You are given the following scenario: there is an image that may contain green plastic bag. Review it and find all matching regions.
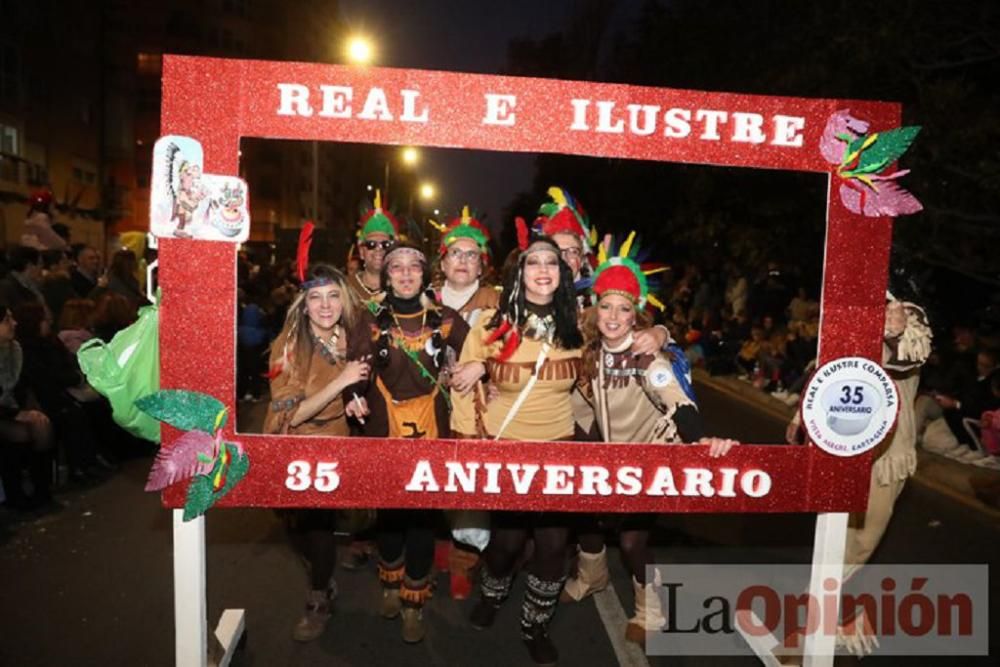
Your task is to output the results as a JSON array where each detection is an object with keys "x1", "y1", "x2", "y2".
[{"x1": 78, "y1": 301, "x2": 161, "y2": 442}]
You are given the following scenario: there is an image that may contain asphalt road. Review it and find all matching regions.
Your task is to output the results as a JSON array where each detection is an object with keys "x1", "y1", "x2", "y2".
[{"x1": 1, "y1": 382, "x2": 997, "y2": 667}]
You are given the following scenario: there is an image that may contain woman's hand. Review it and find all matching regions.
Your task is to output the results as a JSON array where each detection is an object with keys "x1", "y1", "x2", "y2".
[
  {"x1": 339, "y1": 359, "x2": 371, "y2": 387},
  {"x1": 345, "y1": 395, "x2": 369, "y2": 420},
  {"x1": 486, "y1": 383, "x2": 500, "y2": 404},
  {"x1": 450, "y1": 361, "x2": 486, "y2": 395},
  {"x1": 631, "y1": 326, "x2": 670, "y2": 356},
  {"x1": 699, "y1": 437, "x2": 738, "y2": 457}
]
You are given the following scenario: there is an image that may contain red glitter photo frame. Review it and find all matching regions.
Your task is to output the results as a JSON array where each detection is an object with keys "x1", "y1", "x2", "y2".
[{"x1": 158, "y1": 55, "x2": 898, "y2": 514}]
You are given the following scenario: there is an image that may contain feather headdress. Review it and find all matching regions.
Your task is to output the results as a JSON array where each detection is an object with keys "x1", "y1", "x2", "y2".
[
  {"x1": 535, "y1": 186, "x2": 597, "y2": 254},
  {"x1": 579, "y1": 231, "x2": 667, "y2": 311},
  {"x1": 429, "y1": 205, "x2": 491, "y2": 260},
  {"x1": 357, "y1": 189, "x2": 401, "y2": 239}
]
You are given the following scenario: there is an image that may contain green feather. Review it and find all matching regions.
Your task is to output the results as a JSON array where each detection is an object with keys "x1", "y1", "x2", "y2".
[
  {"x1": 136, "y1": 390, "x2": 228, "y2": 435},
  {"x1": 182, "y1": 443, "x2": 250, "y2": 521},
  {"x1": 852, "y1": 126, "x2": 922, "y2": 175}
]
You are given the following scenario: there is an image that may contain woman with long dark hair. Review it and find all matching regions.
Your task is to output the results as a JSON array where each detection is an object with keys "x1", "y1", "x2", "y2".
[
  {"x1": 264, "y1": 261, "x2": 371, "y2": 643},
  {"x1": 450, "y1": 223, "x2": 584, "y2": 666}
]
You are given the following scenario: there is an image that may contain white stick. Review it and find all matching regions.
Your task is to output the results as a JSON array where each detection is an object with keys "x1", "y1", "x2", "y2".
[{"x1": 352, "y1": 392, "x2": 366, "y2": 425}]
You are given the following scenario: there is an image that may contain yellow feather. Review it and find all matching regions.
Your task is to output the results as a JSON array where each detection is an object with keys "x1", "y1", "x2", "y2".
[
  {"x1": 647, "y1": 294, "x2": 666, "y2": 311},
  {"x1": 597, "y1": 243, "x2": 607, "y2": 265},
  {"x1": 461, "y1": 205, "x2": 470, "y2": 224},
  {"x1": 427, "y1": 219, "x2": 447, "y2": 233},
  {"x1": 374, "y1": 189, "x2": 382, "y2": 211},
  {"x1": 619, "y1": 231, "x2": 636, "y2": 258},
  {"x1": 643, "y1": 266, "x2": 669, "y2": 276},
  {"x1": 547, "y1": 186, "x2": 567, "y2": 207},
  {"x1": 588, "y1": 226, "x2": 598, "y2": 246}
]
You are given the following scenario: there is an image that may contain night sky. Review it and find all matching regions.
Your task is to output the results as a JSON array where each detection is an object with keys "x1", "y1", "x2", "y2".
[{"x1": 338, "y1": 0, "x2": 644, "y2": 231}]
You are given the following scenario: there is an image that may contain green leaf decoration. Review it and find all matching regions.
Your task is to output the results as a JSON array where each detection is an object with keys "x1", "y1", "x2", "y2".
[
  {"x1": 182, "y1": 443, "x2": 250, "y2": 521},
  {"x1": 851, "y1": 126, "x2": 922, "y2": 175},
  {"x1": 136, "y1": 390, "x2": 228, "y2": 434}
]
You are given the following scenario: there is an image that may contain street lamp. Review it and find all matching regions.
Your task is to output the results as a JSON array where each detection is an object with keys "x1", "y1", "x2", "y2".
[
  {"x1": 419, "y1": 183, "x2": 435, "y2": 200},
  {"x1": 401, "y1": 147, "x2": 419, "y2": 166},
  {"x1": 345, "y1": 36, "x2": 374, "y2": 64}
]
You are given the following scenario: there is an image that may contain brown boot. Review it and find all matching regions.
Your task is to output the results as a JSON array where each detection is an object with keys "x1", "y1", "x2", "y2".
[
  {"x1": 378, "y1": 559, "x2": 405, "y2": 619},
  {"x1": 292, "y1": 589, "x2": 332, "y2": 642},
  {"x1": 400, "y1": 577, "x2": 432, "y2": 644}
]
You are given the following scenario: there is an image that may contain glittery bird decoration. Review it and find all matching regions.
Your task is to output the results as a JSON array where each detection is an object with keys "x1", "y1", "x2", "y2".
[
  {"x1": 137, "y1": 390, "x2": 249, "y2": 521},
  {"x1": 820, "y1": 109, "x2": 922, "y2": 217}
]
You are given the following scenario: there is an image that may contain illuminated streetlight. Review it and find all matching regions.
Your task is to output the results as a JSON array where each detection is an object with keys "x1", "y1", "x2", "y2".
[
  {"x1": 401, "y1": 147, "x2": 419, "y2": 166},
  {"x1": 366, "y1": 184, "x2": 373, "y2": 191},
  {"x1": 419, "y1": 183, "x2": 435, "y2": 200},
  {"x1": 346, "y1": 36, "x2": 374, "y2": 64},
  {"x1": 433, "y1": 209, "x2": 440, "y2": 216}
]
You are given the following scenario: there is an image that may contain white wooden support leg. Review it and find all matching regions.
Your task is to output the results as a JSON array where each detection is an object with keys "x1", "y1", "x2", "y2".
[
  {"x1": 174, "y1": 509, "x2": 208, "y2": 667},
  {"x1": 803, "y1": 512, "x2": 847, "y2": 667}
]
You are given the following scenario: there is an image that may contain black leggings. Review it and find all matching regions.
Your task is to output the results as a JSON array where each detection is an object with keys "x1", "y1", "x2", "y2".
[
  {"x1": 484, "y1": 512, "x2": 569, "y2": 582},
  {"x1": 376, "y1": 509, "x2": 436, "y2": 581},
  {"x1": 0, "y1": 414, "x2": 55, "y2": 505},
  {"x1": 288, "y1": 510, "x2": 338, "y2": 590}
]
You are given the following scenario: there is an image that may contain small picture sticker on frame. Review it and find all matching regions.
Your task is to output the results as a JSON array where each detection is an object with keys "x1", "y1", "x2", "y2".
[{"x1": 150, "y1": 135, "x2": 250, "y2": 242}]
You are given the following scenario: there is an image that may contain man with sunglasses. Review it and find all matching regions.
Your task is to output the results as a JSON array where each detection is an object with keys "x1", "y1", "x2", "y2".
[{"x1": 348, "y1": 190, "x2": 400, "y2": 307}]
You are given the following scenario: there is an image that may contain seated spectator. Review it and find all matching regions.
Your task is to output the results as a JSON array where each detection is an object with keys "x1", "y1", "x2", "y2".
[
  {"x1": 57, "y1": 298, "x2": 98, "y2": 355},
  {"x1": 41, "y1": 249, "x2": 75, "y2": 323},
  {"x1": 91, "y1": 249, "x2": 150, "y2": 311},
  {"x1": 736, "y1": 326, "x2": 764, "y2": 377},
  {"x1": 13, "y1": 302, "x2": 109, "y2": 483},
  {"x1": 0, "y1": 304, "x2": 57, "y2": 511},
  {"x1": 70, "y1": 245, "x2": 101, "y2": 297},
  {"x1": 0, "y1": 246, "x2": 46, "y2": 312},
  {"x1": 787, "y1": 286, "x2": 819, "y2": 324},
  {"x1": 92, "y1": 292, "x2": 137, "y2": 343}
]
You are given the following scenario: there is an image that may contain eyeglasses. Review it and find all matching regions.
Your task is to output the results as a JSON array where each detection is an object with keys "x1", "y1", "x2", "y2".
[
  {"x1": 445, "y1": 248, "x2": 480, "y2": 263},
  {"x1": 363, "y1": 240, "x2": 393, "y2": 251},
  {"x1": 559, "y1": 247, "x2": 582, "y2": 260}
]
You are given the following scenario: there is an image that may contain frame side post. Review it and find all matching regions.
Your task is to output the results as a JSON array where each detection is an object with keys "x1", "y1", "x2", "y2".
[
  {"x1": 174, "y1": 509, "x2": 208, "y2": 667},
  {"x1": 802, "y1": 512, "x2": 847, "y2": 666}
]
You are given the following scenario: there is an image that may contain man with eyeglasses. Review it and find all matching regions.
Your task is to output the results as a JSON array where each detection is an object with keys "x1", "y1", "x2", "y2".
[
  {"x1": 348, "y1": 190, "x2": 400, "y2": 307},
  {"x1": 342, "y1": 190, "x2": 401, "y2": 572}
]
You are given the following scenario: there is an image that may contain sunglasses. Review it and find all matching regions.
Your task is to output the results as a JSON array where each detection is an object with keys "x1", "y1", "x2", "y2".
[{"x1": 363, "y1": 240, "x2": 393, "y2": 251}]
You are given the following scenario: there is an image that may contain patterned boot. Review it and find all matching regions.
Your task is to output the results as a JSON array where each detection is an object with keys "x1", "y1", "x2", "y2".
[
  {"x1": 469, "y1": 569, "x2": 512, "y2": 630},
  {"x1": 520, "y1": 573, "x2": 566, "y2": 666}
]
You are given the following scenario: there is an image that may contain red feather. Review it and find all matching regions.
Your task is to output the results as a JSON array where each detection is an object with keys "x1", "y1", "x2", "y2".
[
  {"x1": 515, "y1": 216, "x2": 530, "y2": 251},
  {"x1": 297, "y1": 221, "x2": 315, "y2": 282},
  {"x1": 484, "y1": 317, "x2": 512, "y2": 346},
  {"x1": 495, "y1": 327, "x2": 521, "y2": 363}
]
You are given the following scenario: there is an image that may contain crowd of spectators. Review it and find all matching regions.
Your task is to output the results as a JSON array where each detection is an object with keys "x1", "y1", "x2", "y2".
[
  {"x1": 659, "y1": 258, "x2": 1000, "y2": 471},
  {"x1": 659, "y1": 261, "x2": 819, "y2": 407},
  {"x1": 1, "y1": 199, "x2": 152, "y2": 515}
]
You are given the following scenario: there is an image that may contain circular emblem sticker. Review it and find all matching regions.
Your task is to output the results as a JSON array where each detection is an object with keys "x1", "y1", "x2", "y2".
[{"x1": 801, "y1": 357, "x2": 899, "y2": 457}]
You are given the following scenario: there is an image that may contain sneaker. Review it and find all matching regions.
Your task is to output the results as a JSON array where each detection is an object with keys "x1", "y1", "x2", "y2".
[
  {"x1": 954, "y1": 448, "x2": 988, "y2": 463},
  {"x1": 469, "y1": 597, "x2": 501, "y2": 630},
  {"x1": 401, "y1": 607, "x2": 425, "y2": 643},
  {"x1": 522, "y1": 623, "x2": 558, "y2": 666},
  {"x1": 292, "y1": 590, "x2": 331, "y2": 642},
  {"x1": 381, "y1": 587, "x2": 401, "y2": 619}
]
